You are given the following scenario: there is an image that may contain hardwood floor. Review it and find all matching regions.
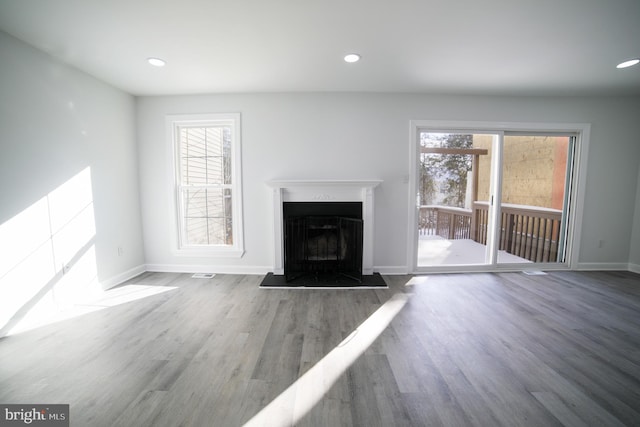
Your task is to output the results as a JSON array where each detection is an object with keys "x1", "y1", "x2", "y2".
[{"x1": 1, "y1": 271, "x2": 639, "y2": 426}]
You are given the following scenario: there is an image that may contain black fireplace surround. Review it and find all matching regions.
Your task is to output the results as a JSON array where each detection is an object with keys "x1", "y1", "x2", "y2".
[{"x1": 283, "y1": 202, "x2": 363, "y2": 283}]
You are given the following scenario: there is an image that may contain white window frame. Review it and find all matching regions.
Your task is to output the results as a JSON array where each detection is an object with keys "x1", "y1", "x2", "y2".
[{"x1": 167, "y1": 113, "x2": 244, "y2": 257}]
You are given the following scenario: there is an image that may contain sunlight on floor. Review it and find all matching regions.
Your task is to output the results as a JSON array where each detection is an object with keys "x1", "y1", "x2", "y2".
[
  {"x1": 8, "y1": 284, "x2": 177, "y2": 336},
  {"x1": 243, "y1": 292, "x2": 409, "y2": 427},
  {"x1": 405, "y1": 276, "x2": 431, "y2": 286}
]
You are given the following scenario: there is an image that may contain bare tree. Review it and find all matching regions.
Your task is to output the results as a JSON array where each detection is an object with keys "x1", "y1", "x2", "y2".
[{"x1": 419, "y1": 133, "x2": 472, "y2": 207}]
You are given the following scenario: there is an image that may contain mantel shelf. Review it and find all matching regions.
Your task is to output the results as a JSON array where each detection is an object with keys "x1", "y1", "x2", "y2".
[{"x1": 266, "y1": 179, "x2": 382, "y2": 188}]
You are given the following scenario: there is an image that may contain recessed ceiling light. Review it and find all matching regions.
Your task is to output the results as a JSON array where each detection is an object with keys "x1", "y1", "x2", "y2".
[
  {"x1": 147, "y1": 57, "x2": 166, "y2": 67},
  {"x1": 616, "y1": 58, "x2": 639, "y2": 69},
  {"x1": 344, "y1": 53, "x2": 361, "y2": 63}
]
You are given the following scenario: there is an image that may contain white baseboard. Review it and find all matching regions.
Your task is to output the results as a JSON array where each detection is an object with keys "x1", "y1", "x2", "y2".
[
  {"x1": 100, "y1": 264, "x2": 146, "y2": 290},
  {"x1": 144, "y1": 264, "x2": 411, "y2": 276},
  {"x1": 575, "y1": 262, "x2": 630, "y2": 271},
  {"x1": 97, "y1": 263, "x2": 639, "y2": 286},
  {"x1": 145, "y1": 264, "x2": 271, "y2": 275},
  {"x1": 374, "y1": 266, "x2": 409, "y2": 275}
]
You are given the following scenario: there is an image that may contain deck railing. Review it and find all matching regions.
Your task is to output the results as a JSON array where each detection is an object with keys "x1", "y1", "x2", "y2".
[
  {"x1": 419, "y1": 202, "x2": 563, "y2": 262},
  {"x1": 419, "y1": 205, "x2": 472, "y2": 239}
]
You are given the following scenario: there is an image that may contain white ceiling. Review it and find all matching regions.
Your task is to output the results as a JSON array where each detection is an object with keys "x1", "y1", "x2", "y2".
[{"x1": 1, "y1": 0, "x2": 639, "y2": 97}]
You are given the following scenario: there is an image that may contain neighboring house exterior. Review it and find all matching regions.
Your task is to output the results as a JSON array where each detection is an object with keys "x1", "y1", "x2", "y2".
[{"x1": 475, "y1": 135, "x2": 569, "y2": 210}]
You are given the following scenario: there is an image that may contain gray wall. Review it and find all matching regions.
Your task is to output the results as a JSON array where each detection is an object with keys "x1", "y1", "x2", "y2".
[
  {"x1": 136, "y1": 93, "x2": 640, "y2": 273},
  {"x1": 0, "y1": 32, "x2": 144, "y2": 334}
]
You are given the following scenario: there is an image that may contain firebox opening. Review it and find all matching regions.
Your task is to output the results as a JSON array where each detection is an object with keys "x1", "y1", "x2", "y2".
[{"x1": 284, "y1": 202, "x2": 363, "y2": 283}]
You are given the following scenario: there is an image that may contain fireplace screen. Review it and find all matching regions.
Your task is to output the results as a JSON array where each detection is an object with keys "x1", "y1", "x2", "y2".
[{"x1": 284, "y1": 203, "x2": 363, "y2": 283}]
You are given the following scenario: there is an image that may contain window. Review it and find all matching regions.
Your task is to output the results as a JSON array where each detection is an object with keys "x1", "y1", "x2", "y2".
[{"x1": 169, "y1": 113, "x2": 244, "y2": 256}]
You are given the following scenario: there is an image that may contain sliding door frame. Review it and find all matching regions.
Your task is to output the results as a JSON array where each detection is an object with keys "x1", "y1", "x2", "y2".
[{"x1": 408, "y1": 120, "x2": 591, "y2": 274}]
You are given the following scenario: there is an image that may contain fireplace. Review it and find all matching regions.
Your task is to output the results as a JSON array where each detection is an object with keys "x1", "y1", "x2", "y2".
[
  {"x1": 284, "y1": 202, "x2": 363, "y2": 283},
  {"x1": 266, "y1": 180, "x2": 382, "y2": 277}
]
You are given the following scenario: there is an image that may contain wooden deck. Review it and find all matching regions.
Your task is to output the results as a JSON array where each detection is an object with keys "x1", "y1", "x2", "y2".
[
  {"x1": 1, "y1": 271, "x2": 639, "y2": 426},
  {"x1": 418, "y1": 235, "x2": 530, "y2": 266}
]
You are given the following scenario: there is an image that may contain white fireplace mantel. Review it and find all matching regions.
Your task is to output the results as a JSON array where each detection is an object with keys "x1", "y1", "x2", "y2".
[{"x1": 266, "y1": 180, "x2": 382, "y2": 275}]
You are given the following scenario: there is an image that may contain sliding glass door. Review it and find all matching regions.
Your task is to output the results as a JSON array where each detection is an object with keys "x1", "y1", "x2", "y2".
[
  {"x1": 412, "y1": 123, "x2": 582, "y2": 271},
  {"x1": 496, "y1": 134, "x2": 573, "y2": 264},
  {"x1": 416, "y1": 132, "x2": 497, "y2": 266}
]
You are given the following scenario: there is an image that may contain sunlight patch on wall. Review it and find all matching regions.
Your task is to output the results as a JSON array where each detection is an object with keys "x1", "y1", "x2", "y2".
[{"x1": 0, "y1": 167, "x2": 101, "y2": 336}]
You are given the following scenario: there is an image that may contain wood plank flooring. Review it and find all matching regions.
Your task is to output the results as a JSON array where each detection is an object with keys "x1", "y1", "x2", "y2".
[{"x1": 1, "y1": 270, "x2": 639, "y2": 426}]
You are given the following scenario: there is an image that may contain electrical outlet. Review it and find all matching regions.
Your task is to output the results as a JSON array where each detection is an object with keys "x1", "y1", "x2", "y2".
[
  {"x1": 598, "y1": 239, "x2": 604, "y2": 248},
  {"x1": 118, "y1": 246, "x2": 124, "y2": 256}
]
